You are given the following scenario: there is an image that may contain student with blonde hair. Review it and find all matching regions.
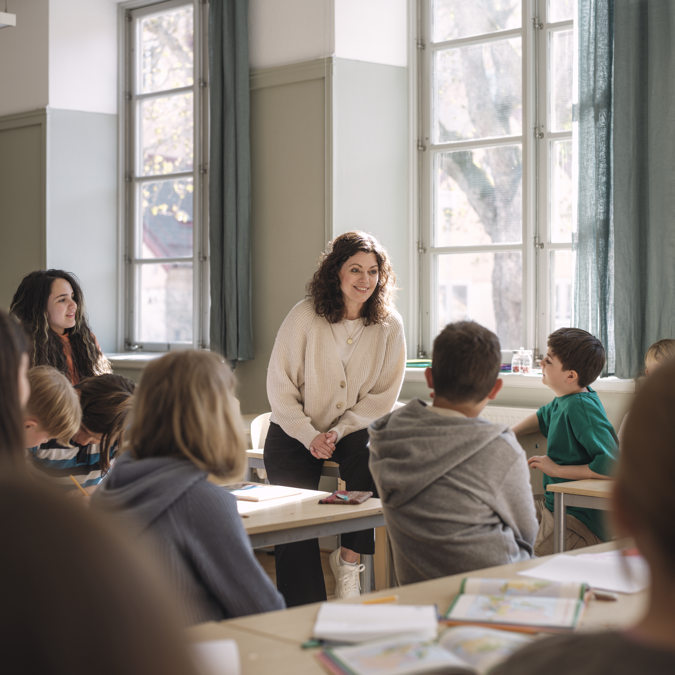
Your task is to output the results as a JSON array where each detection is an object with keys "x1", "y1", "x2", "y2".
[
  {"x1": 30, "y1": 374, "x2": 135, "y2": 493},
  {"x1": 92, "y1": 350, "x2": 285, "y2": 624},
  {"x1": 24, "y1": 366, "x2": 81, "y2": 449},
  {"x1": 494, "y1": 357, "x2": 675, "y2": 674}
]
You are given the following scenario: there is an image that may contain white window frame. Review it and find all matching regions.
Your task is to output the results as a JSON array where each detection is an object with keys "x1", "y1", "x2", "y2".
[
  {"x1": 415, "y1": 0, "x2": 574, "y2": 360},
  {"x1": 118, "y1": 0, "x2": 209, "y2": 352}
]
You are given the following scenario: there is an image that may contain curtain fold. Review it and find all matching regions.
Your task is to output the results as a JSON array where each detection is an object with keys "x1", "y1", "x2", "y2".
[
  {"x1": 574, "y1": 0, "x2": 615, "y2": 374},
  {"x1": 613, "y1": 0, "x2": 675, "y2": 379},
  {"x1": 208, "y1": 0, "x2": 254, "y2": 361}
]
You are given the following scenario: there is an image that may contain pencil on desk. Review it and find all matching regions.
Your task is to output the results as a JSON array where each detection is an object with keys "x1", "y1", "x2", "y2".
[
  {"x1": 362, "y1": 594, "x2": 399, "y2": 605},
  {"x1": 69, "y1": 475, "x2": 90, "y2": 498}
]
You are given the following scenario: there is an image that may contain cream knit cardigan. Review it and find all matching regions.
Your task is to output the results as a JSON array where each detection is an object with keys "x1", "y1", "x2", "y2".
[{"x1": 267, "y1": 299, "x2": 406, "y2": 449}]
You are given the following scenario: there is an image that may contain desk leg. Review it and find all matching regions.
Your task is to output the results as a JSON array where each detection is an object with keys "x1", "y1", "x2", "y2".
[
  {"x1": 553, "y1": 491, "x2": 567, "y2": 553},
  {"x1": 361, "y1": 555, "x2": 373, "y2": 593}
]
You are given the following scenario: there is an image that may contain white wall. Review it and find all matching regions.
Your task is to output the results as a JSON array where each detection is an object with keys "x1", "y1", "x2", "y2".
[
  {"x1": 49, "y1": 0, "x2": 118, "y2": 114},
  {"x1": 334, "y1": 0, "x2": 407, "y2": 67},
  {"x1": 0, "y1": 0, "x2": 49, "y2": 116},
  {"x1": 248, "y1": 0, "x2": 334, "y2": 70}
]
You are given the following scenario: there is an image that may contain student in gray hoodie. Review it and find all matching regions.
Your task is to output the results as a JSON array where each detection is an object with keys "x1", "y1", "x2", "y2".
[
  {"x1": 92, "y1": 351, "x2": 285, "y2": 624},
  {"x1": 369, "y1": 321, "x2": 537, "y2": 586}
]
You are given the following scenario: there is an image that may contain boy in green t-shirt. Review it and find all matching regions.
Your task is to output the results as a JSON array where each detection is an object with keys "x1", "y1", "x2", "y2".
[{"x1": 512, "y1": 328, "x2": 619, "y2": 555}]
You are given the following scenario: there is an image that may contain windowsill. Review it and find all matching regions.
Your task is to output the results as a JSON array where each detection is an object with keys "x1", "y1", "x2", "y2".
[
  {"x1": 404, "y1": 367, "x2": 636, "y2": 393},
  {"x1": 106, "y1": 353, "x2": 164, "y2": 370}
]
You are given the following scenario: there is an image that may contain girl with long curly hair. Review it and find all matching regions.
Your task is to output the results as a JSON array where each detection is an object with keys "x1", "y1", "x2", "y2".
[
  {"x1": 10, "y1": 269, "x2": 111, "y2": 384},
  {"x1": 265, "y1": 231, "x2": 406, "y2": 606}
]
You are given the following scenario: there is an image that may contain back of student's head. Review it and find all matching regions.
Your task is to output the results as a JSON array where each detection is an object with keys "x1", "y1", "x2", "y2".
[
  {"x1": 644, "y1": 338, "x2": 675, "y2": 371},
  {"x1": 0, "y1": 310, "x2": 29, "y2": 459},
  {"x1": 26, "y1": 366, "x2": 81, "y2": 446},
  {"x1": 75, "y1": 374, "x2": 135, "y2": 473},
  {"x1": 547, "y1": 328, "x2": 605, "y2": 388},
  {"x1": 0, "y1": 473, "x2": 201, "y2": 675},
  {"x1": 620, "y1": 358, "x2": 675, "y2": 569},
  {"x1": 128, "y1": 350, "x2": 246, "y2": 479},
  {"x1": 431, "y1": 321, "x2": 501, "y2": 403}
]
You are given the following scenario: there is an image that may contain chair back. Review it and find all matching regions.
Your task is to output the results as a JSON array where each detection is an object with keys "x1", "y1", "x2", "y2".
[{"x1": 250, "y1": 412, "x2": 272, "y2": 451}]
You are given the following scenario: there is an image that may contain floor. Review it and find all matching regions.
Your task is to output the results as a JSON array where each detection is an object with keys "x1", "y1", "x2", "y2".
[{"x1": 254, "y1": 548, "x2": 337, "y2": 600}]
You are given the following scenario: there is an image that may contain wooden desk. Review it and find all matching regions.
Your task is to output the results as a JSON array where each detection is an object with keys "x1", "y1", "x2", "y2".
[
  {"x1": 245, "y1": 449, "x2": 340, "y2": 480},
  {"x1": 546, "y1": 479, "x2": 614, "y2": 553},
  {"x1": 189, "y1": 541, "x2": 646, "y2": 675}
]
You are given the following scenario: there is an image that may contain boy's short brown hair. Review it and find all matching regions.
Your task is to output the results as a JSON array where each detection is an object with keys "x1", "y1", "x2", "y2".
[
  {"x1": 431, "y1": 321, "x2": 501, "y2": 403},
  {"x1": 547, "y1": 328, "x2": 605, "y2": 388},
  {"x1": 644, "y1": 339, "x2": 675, "y2": 369},
  {"x1": 26, "y1": 366, "x2": 81, "y2": 446}
]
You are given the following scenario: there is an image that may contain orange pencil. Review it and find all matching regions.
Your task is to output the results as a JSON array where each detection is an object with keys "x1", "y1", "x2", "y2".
[
  {"x1": 362, "y1": 595, "x2": 399, "y2": 605},
  {"x1": 69, "y1": 475, "x2": 90, "y2": 498}
]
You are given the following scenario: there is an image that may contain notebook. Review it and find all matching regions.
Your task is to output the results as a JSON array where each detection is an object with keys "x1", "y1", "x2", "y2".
[
  {"x1": 194, "y1": 639, "x2": 240, "y2": 675},
  {"x1": 222, "y1": 482, "x2": 301, "y2": 502},
  {"x1": 316, "y1": 626, "x2": 532, "y2": 675},
  {"x1": 313, "y1": 603, "x2": 439, "y2": 644},
  {"x1": 443, "y1": 577, "x2": 588, "y2": 633}
]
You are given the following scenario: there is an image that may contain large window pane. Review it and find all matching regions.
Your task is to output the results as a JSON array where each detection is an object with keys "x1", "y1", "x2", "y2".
[
  {"x1": 433, "y1": 0, "x2": 520, "y2": 43},
  {"x1": 138, "y1": 263, "x2": 193, "y2": 343},
  {"x1": 548, "y1": 0, "x2": 574, "y2": 23},
  {"x1": 141, "y1": 93, "x2": 194, "y2": 176},
  {"x1": 435, "y1": 38, "x2": 522, "y2": 143},
  {"x1": 140, "y1": 5, "x2": 194, "y2": 94},
  {"x1": 435, "y1": 145, "x2": 522, "y2": 246},
  {"x1": 140, "y1": 178, "x2": 193, "y2": 259},
  {"x1": 550, "y1": 140, "x2": 573, "y2": 243},
  {"x1": 436, "y1": 251, "x2": 522, "y2": 349},
  {"x1": 550, "y1": 250, "x2": 575, "y2": 332},
  {"x1": 550, "y1": 29, "x2": 573, "y2": 132}
]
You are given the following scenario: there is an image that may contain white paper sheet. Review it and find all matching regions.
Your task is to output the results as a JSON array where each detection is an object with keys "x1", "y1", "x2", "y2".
[
  {"x1": 194, "y1": 639, "x2": 241, "y2": 675},
  {"x1": 517, "y1": 551, "x2": 650, "y2": 593},
  {"x1": 313, "y1": 603, "x2": 439, "y2": 644}
]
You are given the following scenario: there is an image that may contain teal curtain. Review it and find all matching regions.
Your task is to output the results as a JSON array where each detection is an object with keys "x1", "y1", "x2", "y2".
[
  {"x1": 574, "y1": 0, "x2": 615, "y2": 375},
  {"x1": 614, "y1": 0, "x2": 675, "y2": 378},
  {"x1": 209, "y1": 0, "x2": 254, "y2": 361}
]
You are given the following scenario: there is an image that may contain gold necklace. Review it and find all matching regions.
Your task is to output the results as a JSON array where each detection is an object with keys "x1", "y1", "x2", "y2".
[{"x1": 343, "y1": 319, "x2": 361, "y2": 344}]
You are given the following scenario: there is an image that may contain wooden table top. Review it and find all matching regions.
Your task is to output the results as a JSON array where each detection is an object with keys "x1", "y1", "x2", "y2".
[
  {"x1": 546, "y1": 478, "x2": 614, "y2": 498},
  {"x1": 189, "y1": 541, "x2": 646, "y2": 669}
]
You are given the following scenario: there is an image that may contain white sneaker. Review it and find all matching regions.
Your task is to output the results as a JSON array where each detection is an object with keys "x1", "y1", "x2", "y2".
[{"x1": 329, "y1": 549, "x2": 366, "y2": 599}]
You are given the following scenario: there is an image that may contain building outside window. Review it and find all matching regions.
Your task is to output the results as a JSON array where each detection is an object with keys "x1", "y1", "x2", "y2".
[{"x1": 121, "y1": 0, "x2": 208, "y2": 351}]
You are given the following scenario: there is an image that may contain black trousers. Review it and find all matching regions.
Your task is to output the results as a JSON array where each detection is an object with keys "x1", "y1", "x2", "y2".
[{"x1": 263, "y1": 422, "x2": 377, "y2": 607}]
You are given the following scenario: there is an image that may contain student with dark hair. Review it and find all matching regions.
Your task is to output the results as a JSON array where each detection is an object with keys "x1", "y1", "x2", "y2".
[
  {"x1": 29, "y1": 374, "x2": 135, "y2": 493},
  {"x1": 512, "y1": 327, "x2": 619, "y2": 555},
  {"x1": 369, "y1": 321, "x2": 537, "y2": 586},
  {"x1": 0, "y1": 310, "x2": 30, "y2": 461},
  {"x1": 10, "y1": 269, "x2": 111, "y2": 384},
  {"x1": 0, "y1": 474, "x2": 202, "y2": 675},
  {"x1": 494, "y1": 358, "x2": 675, "y2": 675}
]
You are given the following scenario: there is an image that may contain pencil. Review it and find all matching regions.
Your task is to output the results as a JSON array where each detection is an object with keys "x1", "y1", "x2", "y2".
[
  {"x1": 69, "y1": 475, "x2": 90, "y2": 498},
  {"x1": 362, "y1": 594, "x2": 399, "y2": 605}
]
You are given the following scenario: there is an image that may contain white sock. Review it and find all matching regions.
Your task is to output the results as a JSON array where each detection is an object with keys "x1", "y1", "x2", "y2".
[{"x1": 340, "y1": 556, "x2": 357, "y2": 566}]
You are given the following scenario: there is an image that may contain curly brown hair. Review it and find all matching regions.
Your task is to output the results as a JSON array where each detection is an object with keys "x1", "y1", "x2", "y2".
[
  {"x1": 306, "y1": 231, "x2": 396, "y2": 325},
  {"x1": 10, "y1": 270, "x2": 111, "y2": 383}
]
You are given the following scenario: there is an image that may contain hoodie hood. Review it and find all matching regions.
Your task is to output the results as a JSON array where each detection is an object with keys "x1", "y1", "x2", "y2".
[
  {"x1": 93, "y1": 453, "x2": 207, "y2": 533},
  {"x1": 369, "y1": 398, "x2": 508, "y2": 508}
]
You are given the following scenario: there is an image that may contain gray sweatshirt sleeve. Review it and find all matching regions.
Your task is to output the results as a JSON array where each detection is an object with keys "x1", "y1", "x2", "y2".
[
  {"x1": 494, "y1": 447, "x2": 539, "y2": 555},
  {"x1": 180, "y1": 485, "x2": 286, "y2": 618}
]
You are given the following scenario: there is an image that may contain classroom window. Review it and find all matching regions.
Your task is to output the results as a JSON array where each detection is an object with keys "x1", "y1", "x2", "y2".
[
  {"x1": 418, "y1": 0, "x2": 575, "y2": 357},
  {"x1": 122, "y1": 0, "x2": 209, "y2": 350}
]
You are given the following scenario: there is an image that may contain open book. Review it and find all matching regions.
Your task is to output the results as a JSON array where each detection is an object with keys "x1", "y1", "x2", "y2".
[
  {"x1": 221, "y1": 482, "x2": 301, "y2": 502},
  {"x1": 443, "y1": 577, "x2": 588, "y2": 633},
  {"x1": 316, "y1": 626, "x2": 532, "y2": 675}
]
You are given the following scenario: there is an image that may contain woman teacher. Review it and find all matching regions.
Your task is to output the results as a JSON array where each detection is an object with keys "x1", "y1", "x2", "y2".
[{"x1": 265, "y1": 231, "x2": 406, "y2": 606}]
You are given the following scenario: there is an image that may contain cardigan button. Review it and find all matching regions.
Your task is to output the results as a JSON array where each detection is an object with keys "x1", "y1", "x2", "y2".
[
  {"x1": 336, "y1": 403, "x2": 343, "y2": 409},
  {"x1": 340, "y1": 381, "x2": 346, "y2": 388}
]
